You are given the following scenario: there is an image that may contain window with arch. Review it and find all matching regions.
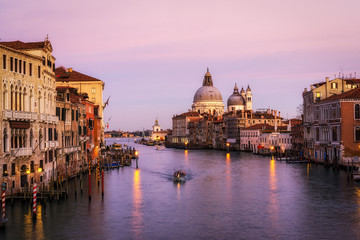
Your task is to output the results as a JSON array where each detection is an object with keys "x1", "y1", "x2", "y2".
[
  {"x1": 355, "y1": 104, "x2": 360, "y2": 120},
  {"x1": 3, "y1": 84, "x2": 6, "y2": 110},
  {"x1": 30, "y1": 129, "x2": 33, "y2": 148},
  {"x1": 355, "y1": 126, "x2": 360, "y2": 142},
  {"x1": 3, "y1": 128, "x2": 8, "y2": 153}
]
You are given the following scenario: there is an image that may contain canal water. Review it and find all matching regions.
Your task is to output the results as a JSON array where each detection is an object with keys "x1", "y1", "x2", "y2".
[{"x1": 1, "y1": 138, "x2": 360, "y2": 240}]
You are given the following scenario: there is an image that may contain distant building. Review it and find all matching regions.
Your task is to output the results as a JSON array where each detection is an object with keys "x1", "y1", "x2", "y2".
[
  {"x1": 227, "y1": 83, "x2": 252, "y2": 112},
  {"x1": 171, "y1": 112, "x2": 202, "y2": 146},
  {"x1": 151, "y1": 119, "x2": 170, "y2": 141},
  {"x1": 241, "y1": 124, "x2": 290, "y2": 153},
  {"x1": 170, "y1": 68, "x2": 289, "y2": 151}
]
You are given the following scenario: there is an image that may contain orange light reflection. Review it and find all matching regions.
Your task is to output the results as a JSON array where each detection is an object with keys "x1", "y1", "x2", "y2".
[
  {"x1": 268, "y1": 159, "x2": 279, "y2": 232},
  {"x1": 132, "y1": 169, "x2": 143, "y2": 239}
]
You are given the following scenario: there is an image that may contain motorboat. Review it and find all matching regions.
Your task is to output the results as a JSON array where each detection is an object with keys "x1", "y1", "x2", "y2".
[
  {"x1": 155, "y1": 145, "x2": 165, "y2": 150},
  {"x1": 174, "y1": 170, "x2": 186, "y2": 182}
]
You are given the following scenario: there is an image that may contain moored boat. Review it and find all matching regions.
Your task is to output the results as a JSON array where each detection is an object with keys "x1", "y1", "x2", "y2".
[{"x1": 155, "y1": 145, "x2": 165, "y2": 150}]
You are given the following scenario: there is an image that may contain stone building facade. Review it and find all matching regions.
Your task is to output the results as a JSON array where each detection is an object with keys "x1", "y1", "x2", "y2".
[
  {"x1": 55, "y1": 67, "x2": 105, "y2": 148},
  {"x1": 303, "y1": 76, "x2": 360, "y2": 161},
  {"x1": 0, "y1": 39, "x2": 58, "y2": 193}
]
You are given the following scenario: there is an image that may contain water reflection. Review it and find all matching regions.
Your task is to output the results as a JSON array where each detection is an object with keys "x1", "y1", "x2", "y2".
[
  {"x1": 268, "y1": 159, "x2": 279, "y2": 233},
  {"x1": 23, "y1": 204, "x2": 44, "y2": 240},
  {"x1": 225, "y1": 153, "x2": 231, "y2": 194},
  {"x1": 184, "y1": 150, "x2": 189, "y2": 165},
  {"x1": 132, "y1": 169, "x2": 143, "y2": 239},
  {"x1": 355, "y1": 187, "x2": 360, "y2": 219}
]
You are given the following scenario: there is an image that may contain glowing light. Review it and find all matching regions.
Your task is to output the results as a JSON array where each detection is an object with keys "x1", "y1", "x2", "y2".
[
  {"x1": 185, "y1": 142, "x2": 188, "y2": 145},
  {"x1": 270, "y1": 146, "x2": 274, "y2": 150},
  {"x1": 135, "y1": 150, "x2": 139, "y2": 156},
  {"x1": 26, "y1": 169, "x2": 30, "y2": 174},
  {"x1": 38, "y1": 168, "x2": 43, "y2": 172},
  {"x1": 226, "y1": 143, "x2": 230, "y2": 147}
]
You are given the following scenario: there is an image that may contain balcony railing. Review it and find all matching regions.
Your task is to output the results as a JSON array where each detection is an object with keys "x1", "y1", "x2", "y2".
[
  {"x1": 63, "y1": 146, "x2": 80, "y2": 154},
  {"x1": 11, "y1": 147, "x2": 32, "y2": 157},
  {"x1": 3, "y1": 110, "x2": 38, "y2": 121},
  {"x1": 45, "y1": 141, "x2": 60, "y2": 148},
  {"x1": 31, "y1": 112, "x2": 37, "y2": 121},
  {"x1": 40, "y1": 113, "x2": 47, "y2": 122},
  {"x1": 13, "y1": 111, "x2": 31, "y2": 120},
  {"x1": 2, "y1": 110, "x2": 12, "y2": 119}
]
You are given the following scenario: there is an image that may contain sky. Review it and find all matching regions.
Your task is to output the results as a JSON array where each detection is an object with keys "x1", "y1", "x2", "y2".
[{"x1": 1, "y1": 0, "x2": 360, "y2": 131}]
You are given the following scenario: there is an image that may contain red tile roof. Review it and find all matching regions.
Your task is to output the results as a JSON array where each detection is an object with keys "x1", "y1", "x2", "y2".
[
  {"x1": 244, "y1": 124, "x2": 274, "y2": 130},
  {"x1": 0, "y1": 41, "x2": 46, "y2": 50},
  {"x1": 55, "y1": 67, "x2": 102, "y2": 82},
  {"x1": 244, "y1": 123, "x2": 288, "y2": 131},
  {"x1": 319, "y1": 87, "x2": 360, "y2": 103}
]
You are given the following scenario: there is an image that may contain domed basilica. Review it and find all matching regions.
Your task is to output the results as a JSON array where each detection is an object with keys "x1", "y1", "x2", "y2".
[
  {"x1": 227, "y1": 83, "x2": 252, "y2": 112},
  {"x1": 191, "y1": 69, "x2": 252, "y2": 115},
  {"x1": 192, "y1": 68, "x2": 225, "y2": 115}
]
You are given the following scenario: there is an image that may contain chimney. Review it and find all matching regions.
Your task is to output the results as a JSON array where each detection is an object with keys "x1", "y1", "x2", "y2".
[
  {"x1": 274, "y1": 110, "x2": 277, "y2": 118},
  {"x1": 271, "y1": 109, "x2": 274, "y2": 115},
  {"x1": 278, "y1": 111, "x2": 281, "y2": 118},
  {"x1": 68, "y1": 68, "x2": 73, "y2": 72},
  {"x1": 326, "y1": 77, "x2": 329, "y2": 82}
]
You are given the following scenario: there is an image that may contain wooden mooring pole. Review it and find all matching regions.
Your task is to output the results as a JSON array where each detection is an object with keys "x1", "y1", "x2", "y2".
[
  {"x1": 89, "y1": 160, "x2": 92, "y2": 202},
  {"x1": 101, "y1": 169, "x2": 104, "y2": 198}
]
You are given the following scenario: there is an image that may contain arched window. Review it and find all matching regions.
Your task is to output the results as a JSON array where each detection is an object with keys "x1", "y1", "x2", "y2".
[
  {"x1": 38, "y1": 91, "x2": 41, "y2": 113},
  {"x1": 10, "y1": 85, "x2": 14, "y2": 110},
  {"x1": 29, "y1": 89, "x2": 32, "y2": 112},
  {"x1": 3, "y1": 128, "x2": 8, "y2": 152},
  {"x1": 355, "y1": 104, "x2": 360, "y2": 119},
  {"x1": 19, "y1": 87, "x2": 22, "y2": 111},
  {"x1": 3, "y1": 84, "x2": 6, "y2": 110},
  {"x1": 30, "y1": 129, "x2": 33, "y2": 148}
]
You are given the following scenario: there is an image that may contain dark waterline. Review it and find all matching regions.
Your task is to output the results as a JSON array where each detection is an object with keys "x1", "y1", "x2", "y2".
[{"x1": 1, "y1": 138, "x2": 360, "y2": 240}]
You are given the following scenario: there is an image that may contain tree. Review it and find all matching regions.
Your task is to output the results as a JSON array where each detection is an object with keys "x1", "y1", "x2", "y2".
[{"x1": 296, "y1": 104, "x2": 303, "y2": 119}]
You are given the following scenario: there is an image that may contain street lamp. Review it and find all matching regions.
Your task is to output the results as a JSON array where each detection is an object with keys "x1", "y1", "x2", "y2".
[
  {"x1": 185, "y1": 142, "x2": 188, "y2": 150},
  {"x1": 135, "y1": 150, "x2": 139, "y2": 169},
  {"x1": 38, "y1": 168, "x2": 43, "y2": 173},
  {"x1": 226, "y1": 142, "x2": 230, "y2": 153}
]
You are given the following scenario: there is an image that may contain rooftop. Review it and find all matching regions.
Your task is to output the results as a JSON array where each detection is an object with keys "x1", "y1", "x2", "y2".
[{"x1": 56, "y1": 66, "x2": 103, "y2": 82}]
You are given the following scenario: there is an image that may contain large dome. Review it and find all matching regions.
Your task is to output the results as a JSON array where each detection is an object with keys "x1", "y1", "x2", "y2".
[
  {"x1": 191, "y1": 68, "x2": 224, "y2": 116},
  {"x1": 193, "y1": 86, "x2": 223, "y2": 102},
  {"x1": 227, "y1": 94, "x2": 245, "y2": 106}
]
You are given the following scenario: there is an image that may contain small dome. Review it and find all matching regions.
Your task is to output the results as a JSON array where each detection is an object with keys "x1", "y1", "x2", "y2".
[
  {"x1": 240, "y1": 86, "x2": 245, "y2": 94},
  {"x1": 227, "y1": 93, "x2": 245, "y2": 106},
  {"x1": 194, "y1": 86, "x2": 223, "y2": 102},
  {"x1": 246, "y1": 84, "x2": 251, "y2": 92}
]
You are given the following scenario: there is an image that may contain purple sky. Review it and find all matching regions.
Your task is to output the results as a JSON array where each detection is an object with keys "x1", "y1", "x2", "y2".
[{"x1": 1, "y1": 0, "x2": 360, "y2": 131}]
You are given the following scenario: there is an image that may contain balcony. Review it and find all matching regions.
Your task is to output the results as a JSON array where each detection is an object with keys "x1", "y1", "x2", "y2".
[
  {"x1": 63, "y1": 146, "x2": 79, "y2": 154},
  {"x1": 31, "y1": 112, "x2": 37, "y2": 121},
  {"x1": 45, "y1": 141, "x2": 59, "y2": 148},
  {"x1": 13, "y1": 111, "x2": 31, "y2": 120},
  {"x1": 3, "y1": 110, "x2": 12, "y2": 119},
  {"x1": 79, "y1": 136, "x2": 89, "y2": 142},
  {"x1": 51, "y1": 115, "x2": 59, "y2": 124},
  {"x1": 3, "y1": 110, "x2": 37, "y2": 121},
  {"x1": 40, "y1": 113, "x2": 47, "y2": 122},
  {"x1": 11, "y1": 147, "x2": 32, "y2": 157}
]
